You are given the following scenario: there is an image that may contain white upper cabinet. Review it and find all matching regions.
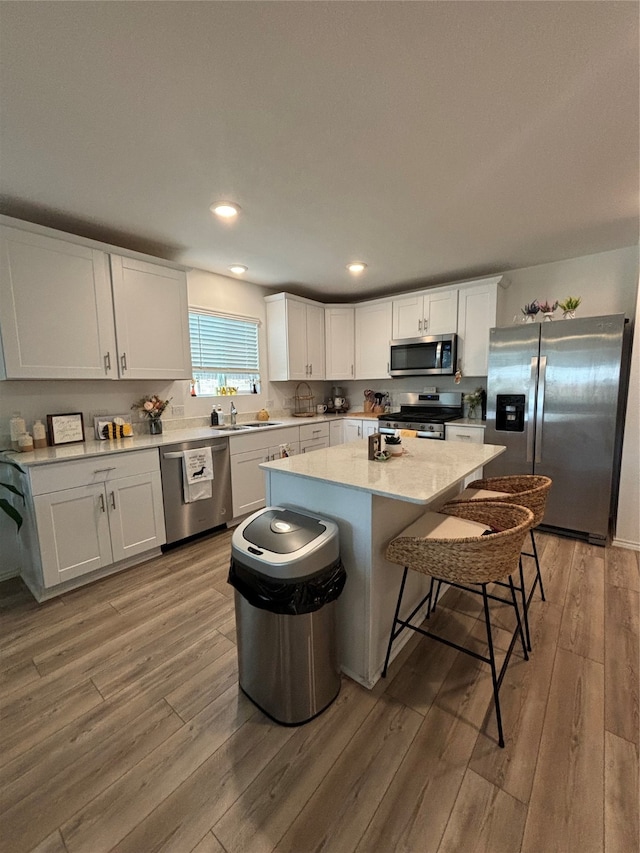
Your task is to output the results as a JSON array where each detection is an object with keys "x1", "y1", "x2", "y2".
[
  {"x1": 110, "y1": 255, "x2": 191, "y2": 380},
  {"x1": 0, "y1": 226, "x2": 117, "y2": 379},
  {"x1": 0, "y1": 223, "x2": 191, "y2": 380},
  {"x1": 457, "y1": 277, "x2": 501, "y2": 376},
  {"x1": 355, "y1": 300, "x2": 393, "y2": 380},
  {"x1": 392, "y1": 287, "x2": 458, "y2": 339},
  {"x1": 325, "y1": 305, "x2": 355, "y2": 380},
  {"x1": 266, "y1": 293, "x2": 325, "y2": 381}
]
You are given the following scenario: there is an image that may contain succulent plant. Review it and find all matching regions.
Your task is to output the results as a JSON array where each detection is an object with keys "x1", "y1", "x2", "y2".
[
  {"x1": 558, "y1": 296, "x2": 581, "y2": 311},
  {"x1": 521, "y1": 301, "x2": 540, "y2": 316},
  {"x1": 538, "y1": 300, "x2": 559, "y2": 314}
]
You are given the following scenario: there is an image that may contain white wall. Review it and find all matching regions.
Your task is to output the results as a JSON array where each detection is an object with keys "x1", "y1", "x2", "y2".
[
  {"x1": 496, "y1": 246, "x2": 638, "y2": 326},
  {"x1": 615, "y1": 279, "x2": 640, "y2": 549}
]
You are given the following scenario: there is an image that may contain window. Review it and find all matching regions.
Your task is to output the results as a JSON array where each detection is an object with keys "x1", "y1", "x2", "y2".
[{"x1": 189, "y1": 309, "x2": 260, "y2": 396}]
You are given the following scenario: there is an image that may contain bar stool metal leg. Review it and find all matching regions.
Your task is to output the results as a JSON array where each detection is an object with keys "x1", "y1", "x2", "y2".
[{"x1": 382, "y1": 566, "x2": 409, "y2": 678}]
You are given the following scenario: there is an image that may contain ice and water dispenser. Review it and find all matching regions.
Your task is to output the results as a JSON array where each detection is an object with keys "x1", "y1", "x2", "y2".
[{"x1": 495, "y1": 394, "x2": 526, "y2": 432}]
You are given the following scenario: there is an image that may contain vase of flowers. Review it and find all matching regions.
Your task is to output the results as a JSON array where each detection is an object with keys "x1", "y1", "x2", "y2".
[
  {"x1": 464, "y1": 387, "x2": 485, "y2": 419},
  {"x1": 538, "y1": 300, "x2": 559, "y2": 321},
  {"x1": 558, "y1": 296, "x2": 581, "y2": 319},
  {"x1": 131, "y1": 395, "x2": 172, "y2": 435},
  {"x1": 521, "y1": 301, "x2": 540, "y2": 323}
]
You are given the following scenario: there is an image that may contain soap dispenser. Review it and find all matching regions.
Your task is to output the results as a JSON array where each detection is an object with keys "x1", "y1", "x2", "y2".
[
  {"x1": 210, "y1": 406, "x2": 218, "y2": 426},
  {"x1": 216, "y1": 405, "x2": 225, "y2": 426}
]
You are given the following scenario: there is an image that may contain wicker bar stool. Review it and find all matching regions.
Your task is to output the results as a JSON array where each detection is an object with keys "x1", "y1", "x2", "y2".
[
  {"x1": 444, "y1": 475, "x2": 552, "y2": 651},
  {"x1": 382, "y1": 501, "x2": 534, "y2": 748}
]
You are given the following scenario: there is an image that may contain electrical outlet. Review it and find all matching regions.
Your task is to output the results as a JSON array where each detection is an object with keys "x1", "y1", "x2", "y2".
[{"x1": 172, "y1": 405, "x2": 185, "y2": 417}]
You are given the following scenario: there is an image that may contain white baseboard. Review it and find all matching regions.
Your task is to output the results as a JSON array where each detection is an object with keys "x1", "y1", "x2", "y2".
[
  {"x1": 611, "y1": 536, "x2": 640, "y2": 552},
  {"x1": 0, "y1": 568, "x2": 20, "y2": 582}
]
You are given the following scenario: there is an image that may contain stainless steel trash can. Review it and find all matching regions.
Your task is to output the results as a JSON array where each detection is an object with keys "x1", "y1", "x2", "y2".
[{"x1": 229, "y1": 506, "x2": 345, "y2": 725}]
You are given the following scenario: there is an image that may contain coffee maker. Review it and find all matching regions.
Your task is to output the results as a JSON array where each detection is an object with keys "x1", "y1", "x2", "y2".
[{"x1": 329, "y1": 386, "x2": 348, "y2": 413}]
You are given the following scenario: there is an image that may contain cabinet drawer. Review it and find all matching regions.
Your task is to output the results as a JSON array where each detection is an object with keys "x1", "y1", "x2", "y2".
[
  {"x1": 29, "y1": 449, "x2": 160, "y2": 495},
  {"x1": 229, "y1": 426, "x2": 299, "y2": 455},
  {"x1": 445, "y1": 425, "x2": 484, "y2": 444},
  {"x1": 299, "y1": 422, "x2": 329, "y2": 441}
]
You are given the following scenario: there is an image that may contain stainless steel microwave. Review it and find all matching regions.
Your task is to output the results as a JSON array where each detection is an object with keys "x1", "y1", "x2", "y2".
[{"x1": 389, "y1": 333, "x2": 457, "y2": 376}]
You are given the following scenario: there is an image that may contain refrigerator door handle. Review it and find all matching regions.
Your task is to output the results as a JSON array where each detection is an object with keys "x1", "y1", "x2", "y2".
[
  {"x1": 534, "y1": 356, "x2": 547, "y2": 463},
  {"x1": 526, "y1": 357, "x2": 538, "y2": 463}
]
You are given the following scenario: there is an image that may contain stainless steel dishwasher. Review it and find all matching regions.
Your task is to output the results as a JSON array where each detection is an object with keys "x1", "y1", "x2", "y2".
[{"x1": 159, "y1": 436, "x2": 231, "y2": 544}]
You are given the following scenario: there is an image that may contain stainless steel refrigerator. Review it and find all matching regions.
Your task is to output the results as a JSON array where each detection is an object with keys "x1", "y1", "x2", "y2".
[{"x1": 484, "y1": 314, "x2": 630, "y2": 545}]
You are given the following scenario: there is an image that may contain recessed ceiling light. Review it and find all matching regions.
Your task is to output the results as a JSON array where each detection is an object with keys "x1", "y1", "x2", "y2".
[
  {"x1": 347, "y1": 262, "x2": 367, "y2": 274},
  {"x1": 210, "y1": 202, "x2": 240, "y2": 219},
  {"x1": 228, "y1": 264, "x2": 248, "y2": 275}
]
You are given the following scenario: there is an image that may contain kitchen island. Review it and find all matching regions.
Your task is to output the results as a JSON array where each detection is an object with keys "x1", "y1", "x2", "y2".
[{"x1": 261, "y1": 437, "x2": 505, "y2": 687}]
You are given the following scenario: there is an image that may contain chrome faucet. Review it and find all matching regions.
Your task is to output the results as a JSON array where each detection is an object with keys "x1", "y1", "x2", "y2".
[{"x1": 230, "y1": 400, "x2": 237, "y2": 425}]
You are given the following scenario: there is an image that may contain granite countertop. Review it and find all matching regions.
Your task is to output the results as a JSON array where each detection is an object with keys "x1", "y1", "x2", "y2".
[
  {"x1": 3, "y1": 412, "x2": 485, "y2": 469},
  {"x1": 260, "y1": 437, "x2": 505, "y2": 505},
  {"x1": 1, "y1": 414, "x2": 340, "y2": 468}
]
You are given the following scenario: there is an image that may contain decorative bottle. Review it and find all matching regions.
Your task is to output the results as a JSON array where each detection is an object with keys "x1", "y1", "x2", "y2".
[
  {"x1": 10, "y1": 412, "x2": 26, "y2": 451},
  {"x1": 32, "y1": 419, "x2": 47, "y2": 448}
]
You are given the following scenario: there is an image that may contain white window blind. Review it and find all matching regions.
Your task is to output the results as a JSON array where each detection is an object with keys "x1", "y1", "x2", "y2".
[{"x1": 189, "y1": 310, "x2": 259, "y2": 373}]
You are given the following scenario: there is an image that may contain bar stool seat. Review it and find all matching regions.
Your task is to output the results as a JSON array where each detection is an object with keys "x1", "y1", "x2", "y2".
[
  {"x1": 445, "y1": 474, "x2": 552, "y2": 651},
  {"x1": 383, "y1": 501, "x2": 534, "y2": 747}
]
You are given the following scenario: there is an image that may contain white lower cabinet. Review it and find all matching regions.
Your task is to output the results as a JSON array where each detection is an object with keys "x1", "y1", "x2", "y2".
[
  {"x1": 299, "y1": 422, "x2": 329, "y2": 452},
  {"x1": 342, "y1": 418, "x2": 379, "y2": 442},
  {"x1": 230, "y1": 427, "x2": 300, "y2": 518},
  {"x1": 329, "y1": 420, "x2": 344, "y2": 446},
  {"x1": 445, "y1": 422, "x2": 486, "y2": 484},
  {"x1": 26, "y1": 449, "x2": 165, "y2": 595}
]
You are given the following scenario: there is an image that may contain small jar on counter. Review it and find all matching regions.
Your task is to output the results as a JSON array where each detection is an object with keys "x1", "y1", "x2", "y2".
[
  {"x1": 32, "y1": 419, "x2": 48, "y2": 448},
  {"x1": 18, "y1": 432, "x2": 34, "y2": 452},
  {"x1": 10, "y1": 412, "x2": 26, "y2": 451}
]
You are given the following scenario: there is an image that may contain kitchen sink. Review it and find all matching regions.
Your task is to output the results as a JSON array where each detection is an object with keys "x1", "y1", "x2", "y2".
[
  {"x1": 212, "y1": 422, "x2": 283, "y2": 431},
  {"x1": 244, "y1": 421, "x2": 283, "y2": 428},
  {"x1": 212, "y1": 424, "x2": 253, "y2": 431}
]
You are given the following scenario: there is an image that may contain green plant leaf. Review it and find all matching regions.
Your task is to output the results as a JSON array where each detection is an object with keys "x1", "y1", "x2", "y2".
[
  {"x1": 0, "y1": 498, "x2": 23, "y2": 530},
  {"x1": 0, "y1": 481, "x2": 24, "y2": 500}
]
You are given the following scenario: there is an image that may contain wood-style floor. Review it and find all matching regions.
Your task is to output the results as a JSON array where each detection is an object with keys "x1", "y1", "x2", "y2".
[{"x1": 1, "y1": 528, "x2": 638, "y2": 853}]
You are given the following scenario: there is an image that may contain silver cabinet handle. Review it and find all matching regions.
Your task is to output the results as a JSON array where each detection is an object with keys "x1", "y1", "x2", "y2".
[
  {"x1": 104, "y1": 352, "x2": 111, "y2": 373},
  {"x1": 535, "y1": 356, "x2": 547, "y2": 464},
  {"x1": 454, "y1": 434, "x2": 472, "y2": 440},
  {"x1": 94, "y1": 467, "x2": 116, "y2": 474},
  {"x1": 526, "y1": 357, "x2": 538, "y2": 463},
  {"x1": 98, "y1": 493, "x2": 106, "y2": 513},
  {"x1": 120, "y1": 353, "x2": 127, "y2": 372},
  {"x1": 418, "y1": 319, "x2": 422, "y2": 332},
  {"x1": 423, "y1": 318, "x2": 428, "y2": 331},
  {"x1": 309, "y1": 363, "x2": 312, "y2": 375},
  {"x1": 110, "y1": 491, "x2": 116, "y2": 510},
  {"x1": 351, "y1": 364, "x2": 354, "y2": 376}
]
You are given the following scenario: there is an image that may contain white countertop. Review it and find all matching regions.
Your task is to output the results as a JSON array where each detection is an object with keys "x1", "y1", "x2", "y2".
[
  {"x1": 3, "y1": 413, "x2": 484, "y2": 468},
  {"x1": 260, "y1": 436, "x2": 504, "y2": 505}
]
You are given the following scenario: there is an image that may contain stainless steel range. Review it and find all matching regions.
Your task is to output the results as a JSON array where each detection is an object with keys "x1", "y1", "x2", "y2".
[{"x1": 378, "y1": 392, "x2": 463, "y2": 440}]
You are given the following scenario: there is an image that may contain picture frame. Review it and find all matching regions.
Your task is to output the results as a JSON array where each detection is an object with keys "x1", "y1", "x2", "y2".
[{"x1": 46, "y1": 412, "x2": 85, "y2": 446}]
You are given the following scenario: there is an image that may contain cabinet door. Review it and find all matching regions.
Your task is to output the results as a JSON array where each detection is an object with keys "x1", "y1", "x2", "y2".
[
  {"x1": 0, "y1": 226, "x2": 116, "y2": 379},
  {"x1": 34, "y1": 484, "x2": 113, "y2": 587},
  {"x1": 230, "y1": 447, "x2": 270, "y2": 518},
  {"x1": 425, "y1": 288, "x2": 458, "y2": 335},
  {"x1": 285, "y1": 297, "x2": 309, "y2": 380},
  {"x1": 457, "y1": 281, "x2": 498, "y2": 376},
  {"x1": 392, "y1": 293, "x2": 422, "y2": 339},
  {"x1": 355, "y1": 301, "x2": 392, "y2": 379},
  {"x1": 363, "y1": 421, "x2": 379, "y2": 438},
  {"x1": 343, "y1": 419, "x2": 363, "y2": 442},
  {"x1": 329, "y1": 420, "x2": 344, "y2": 446},
  {"x1": 108, "y1": 470, "x2": 166, "y2": 562},
  {"x1": 305, "y1": 303, "x2": 325, "y2": 379},
  {"x1": 110, "y1": 255, "x2": 191, "y2": 380},
  {"x1": 445, "y1": 423, "x2": 485, "y2": 484},
  {"x1": 268, "y1": 440, "x2": 300, "y2": 460},
  {"x1": 325, "y1": 306, "x2": 354, "y2": 380}
]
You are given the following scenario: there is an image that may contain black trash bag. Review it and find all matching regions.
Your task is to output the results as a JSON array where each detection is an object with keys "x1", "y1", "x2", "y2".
[{"x1": 228, "y1": 557, "x2": 346, "y2": 615}]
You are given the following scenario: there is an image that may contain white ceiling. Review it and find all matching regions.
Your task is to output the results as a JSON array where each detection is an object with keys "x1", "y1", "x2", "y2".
[{"x1": 1, "y1": 1, "x2": 638, "y2": 300}]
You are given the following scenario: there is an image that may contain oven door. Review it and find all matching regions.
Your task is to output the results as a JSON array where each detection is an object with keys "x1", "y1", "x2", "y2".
[{"x1": 389, "y1": 334, "x2": 456, "y2": 376}]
